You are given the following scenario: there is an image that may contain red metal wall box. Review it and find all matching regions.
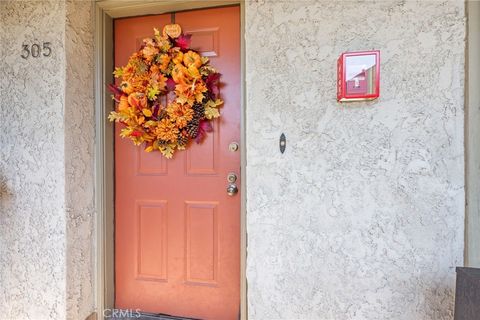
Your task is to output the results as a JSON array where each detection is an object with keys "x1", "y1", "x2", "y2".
[{"x1": 337, "y1": 50, "x2": 380, "y2": 102}]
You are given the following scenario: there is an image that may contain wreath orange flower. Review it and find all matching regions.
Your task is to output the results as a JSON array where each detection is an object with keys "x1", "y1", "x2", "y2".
[{"x1": 108, "y1": 26, "x2": 223, "y2": 158}]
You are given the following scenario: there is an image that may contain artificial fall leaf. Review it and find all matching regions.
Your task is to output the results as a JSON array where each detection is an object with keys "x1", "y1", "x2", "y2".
[
  {"x1": 204, "y1": 106, "x2": 220, "y2": 119},
  {"x1": 108, "y1": 111, "x2": 129, "y2": 122},
  {"x1": 142, "y1": 109, "x2": 152, "y2": 117},
  {"x1": 152, "y1": 103, "x2": 160, "y2": 118},
  {"x1": 118, "y1": 96, "x2": 129, "y2": 111},
  {"x1": 107, "y1": 112, "x2": 118, "y2": 122},
  {"x1": 175, "y1": 34, "x2": 192, "y2": 51},
  {"x1": 134, "y1": 59, "x2": 149, "y2": 74},
  {"x1": 127, "y1": 94, "x2": 140, "y2": 109},
  {"x1": 153, "y1": 32, "x2": 171, "y2": 52},
  {"x1": 132, "y1": 139, "x2": 143, "y2": 146},
  {"x1": 195, "y1": 91, "x2": 204, "y2": 103},
  {"x1": 159, "y1": 144, "x2": 175, "y2": 159},
  {"x1": 175, "y1": 93, "x2": 195, "y2": 107},
  {"x1": 113, "y1": 67, "x2": 124, "y2": 78},
  {"x1": 193, "y1": 82, "x2": 208, "y2": 100},
  {"x1": 141, "y1": 133, "x2": 154, "y2": 142},
  {"x1": 158, "y1": 54, "x2": 171, "y2": 71},
  {"x1": 166, "y1": 78, "x2": 176, "y2": 91},
  {"x1": 131, "y1": 130, "x2": 143, "y2": 137},
  {"x1": 175, "y1": 80, "x2": 193, "y2": 95},
  {"x1": 147, "y1": 86, "x2": 160, "y2": 100},
  {"x1": 205, "y1": 98, "x2": 223, "y2": 109},
  {"x1": 108, "y1": 84, "x2": 124, "y2": 100},
  {"x1": 200, "y1": 65, "x2": 217, "y2": 77},
  {"x1": 204, "y1": 99, "x2": 223, "y2": 119},
  {"x1": 145, "y1": 144, "x2": 154, "y2": 152},
  {"x1": 175, "y1": 95, "x2": 189, "y2": 105},
  {"x1": 120, "y1": 127, "x2": 133, "y2": 138},
  {"x1": 142, "y1": 42, "x2": 159, "y2": 61},
  {"x1": 195, "y1": 119, "x2": 213, "y2": 143},
  {"x1": 205, "y1": 73, "x2": 221, "y2": 98},
  {"x1": 144, "y1": 120, "x2": 157, "y2": 127},
  {"x1": 186, "y1": 96, "x2": 195, "y2": 106},
  {"x1": 128, "y1": 93, "x2": 147, "y2": 110}
]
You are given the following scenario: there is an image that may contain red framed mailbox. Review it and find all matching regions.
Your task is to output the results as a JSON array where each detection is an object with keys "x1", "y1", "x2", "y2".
[{"x1": 337, "y1": 50, "x2": 380, "y2": 102}]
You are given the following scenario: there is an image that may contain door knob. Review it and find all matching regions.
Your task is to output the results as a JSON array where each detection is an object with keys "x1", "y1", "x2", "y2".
[{"x1": 226, "y1": 184, "x2": 238, "y2": 196}]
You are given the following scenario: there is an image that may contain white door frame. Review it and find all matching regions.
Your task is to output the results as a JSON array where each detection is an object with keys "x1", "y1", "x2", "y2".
[{"x1": 93, "y1": 1, "x2": 247, "y2": 319}]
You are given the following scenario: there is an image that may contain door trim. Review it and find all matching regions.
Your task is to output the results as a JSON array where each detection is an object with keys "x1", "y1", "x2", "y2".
[
  {"x1": 94, "y1": 1, "x2": 247, "y2": 319},
  {"x1": 466, "y1": 1, "x2": 480, "y2": 267}
]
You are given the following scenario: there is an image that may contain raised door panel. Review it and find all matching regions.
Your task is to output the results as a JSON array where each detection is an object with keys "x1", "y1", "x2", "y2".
[
  {"x1": 186, "y1": 28, "x2": 219, "y2": 57},
  {"x1": 185, "y1": 121, "x2": 219, "y2": 175},
  {"x1": 185, "y1": 201, "x2": 219, "y2": 285},
  {"x1": 136, "y1": 201, "x2": 168, "y2": 281},
  {"x1": 137, "y1": 148, "x2": 168, "y2": 175}
]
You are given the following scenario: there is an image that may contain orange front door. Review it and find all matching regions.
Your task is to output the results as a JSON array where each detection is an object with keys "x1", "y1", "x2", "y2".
[{"x1": 114, "y1": 6, "x2": 241, "y2": 320}]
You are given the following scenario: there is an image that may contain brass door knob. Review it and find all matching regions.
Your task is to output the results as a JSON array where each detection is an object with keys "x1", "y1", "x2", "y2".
[{"x1": 227, "y1": 184, "x2": 238, "y2": 196}]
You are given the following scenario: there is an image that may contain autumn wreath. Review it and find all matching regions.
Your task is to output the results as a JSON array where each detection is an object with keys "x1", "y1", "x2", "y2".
[{"x1": 108, "y1": 25, "x2": 223, "y2": 158}]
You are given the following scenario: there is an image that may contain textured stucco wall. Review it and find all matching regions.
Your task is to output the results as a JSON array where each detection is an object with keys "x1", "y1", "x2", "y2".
[
  {"x1": 245, "y1": 1, "x2": 465, "y2": 320},
  {"x1": 0, "y1": 0, "x2": 467, "y2": 319},
  {"x1": 0, "y1": 1, "x2": 67, "y2": 319},
  {"x1": 65, "y1": 0, "x2": 95, "y2": 319},
  {"x1": 0, "y1": 1, "x2": 95, "y2": 319}
]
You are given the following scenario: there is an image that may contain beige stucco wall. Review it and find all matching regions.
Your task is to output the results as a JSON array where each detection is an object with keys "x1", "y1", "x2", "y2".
[
  {"x1": 0, "y1": 0, "x2": 468, "y2": 320},
  {"x1": 0, "y1": 1, "x2": 95, "y2": 319},
  {"x1": 245, "y1": 0, "x2": 465, "y2": 319},
  {"x1": 65, "y1": 0, "x2": 95, "y2": 318}
]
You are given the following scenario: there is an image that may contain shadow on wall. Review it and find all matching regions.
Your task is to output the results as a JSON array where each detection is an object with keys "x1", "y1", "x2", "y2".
[{"x1": 420, "y1": 277, "x2": 456, "y2": 319}]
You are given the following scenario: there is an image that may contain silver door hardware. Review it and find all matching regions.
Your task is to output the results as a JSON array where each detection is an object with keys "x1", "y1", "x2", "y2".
[
  {"x1": 229, "y1": 142, "x2": 239, "y2": 152},
  {"x1": 227, "y1": 172, "x2": 237, "y2": 183},
  {"x1": 226, "y1": 184, "x2": 238, "y2": 196}
]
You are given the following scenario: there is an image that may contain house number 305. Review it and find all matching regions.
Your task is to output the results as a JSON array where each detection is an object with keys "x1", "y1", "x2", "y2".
[{"x1": 21, "y1": 42, "x2": 52, "y2": 59}]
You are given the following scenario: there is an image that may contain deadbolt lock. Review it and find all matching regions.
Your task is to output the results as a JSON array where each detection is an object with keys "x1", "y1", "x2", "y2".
[
  {"x1": 227, "y1": 172, "x2": 237, "y2": 183},
  {"x1": 229, "y1": 142, "x2": 239, "y2": 152}
]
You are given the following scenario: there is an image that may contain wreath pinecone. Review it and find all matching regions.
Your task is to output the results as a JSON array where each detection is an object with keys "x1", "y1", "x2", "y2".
[
  {"x1": 186, "y1": 120, "x2": 199, "y2": 138},
  {"x1": 193, "y1": 103, "x2": 205, "y2": 118},
  {"x1": 186, "y1": 104, "x2": 205, "y2": 139},
  {"x1": 177, "y1": 132, "x2": 189, "y2": 146}
]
